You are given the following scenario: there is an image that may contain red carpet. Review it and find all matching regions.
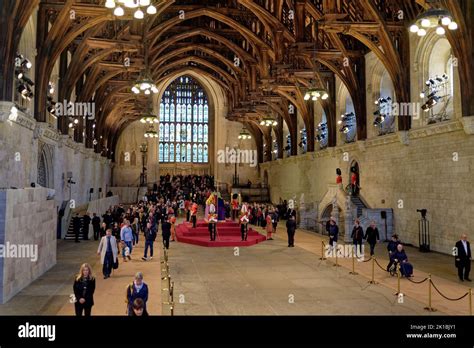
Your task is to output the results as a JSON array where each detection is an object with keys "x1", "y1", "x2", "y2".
[{"x1": 175, "y1": 220, "x2": 266, "y2": 247}]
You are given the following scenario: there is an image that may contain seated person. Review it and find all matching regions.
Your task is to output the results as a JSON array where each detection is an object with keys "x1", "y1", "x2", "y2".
[{"x1": 390, "y1": 244, "x2": 413, "y2": 277}]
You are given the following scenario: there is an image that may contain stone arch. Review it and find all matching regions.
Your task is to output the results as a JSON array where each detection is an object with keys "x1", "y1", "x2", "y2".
[
  {"x1": 336, "y1": 79, "x2": 356, "y2": 144},
  {"x1": 349, "y1": 159, "x2": 360, "y2": 192},
  {"x1": 320, "y1": 204, "x2": 344, "y2": 235},
  {"x1": 37, "y1": 142, "x2": 54, "y2": 189},
  {"x1": 131, "y1": 151, "x2": 137, "y2": 166},
  {"x1": 413, "y1": 32, "x2": 462, "y2": 125},
  {"x1": 263, "y1": 170, "x2": 269, "y2": 188},
  {"x1": 367, "y1": 53, "x2": 396, "y2": 137}
]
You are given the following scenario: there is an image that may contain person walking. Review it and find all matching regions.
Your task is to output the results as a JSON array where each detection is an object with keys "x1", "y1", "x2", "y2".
[
  {"x1": 286, "y1": 215, "x2": 297, "y2": 247},
  {"x1": 142, "y1": 222, "x2": 156, "y2": 261},
  {"x1": 131, "y1": 217, "x2": 140, "y2": 246},
  {"x1": 351, "y1": 219, "x2": 364, "y2": 257},
  {"x1": 130, "y1": 298, "x2": 149, "y2": 316},
  {"x1": 455, "y1": 234, "x2": 472, "y2": 282},
  {"x1": 271, "y1": 209, "x2": 279, "y2": 235},
  {"x1": 82, "y1": 212, "x2": 91, "y2": 240},
  {"x1": 97, "y1": 229, "x2": 118, "y2": 279},
  {"x1": 364, "y1": 220, "x2": 380, "y2": 256},
  {"x1": 99, "y1": 222, "x2": 107, "y2": 238},
  {"x1": 162, "y1": 218, "x2": 171, "y2": 249},
  {"x1": 73, "y1": 263, "x2": 95, "y2": 316},
  {"x1": 328, "y1": 217, "x2": 339, "y2": 254},
  {"x1": 386, "y1": 234, "x2": 401, "y2": 271},
  {"x1": 120, "y1": 220, "x2": 133, "y2": 261},
  {"x1": 265, "y1": 212, "x2": 273, "y2": 240},
  {"x1": 126, "y1": 272, "x2": 149, "y2": 316},
  {"x1": 92, "y1": 213, "x2": 101, "y2": 241},
  {"x1": 72, "y1": 213, "x2": 82, "y2": 243}
]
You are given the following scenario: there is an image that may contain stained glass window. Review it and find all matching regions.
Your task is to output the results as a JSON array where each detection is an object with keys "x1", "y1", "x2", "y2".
[{"x1": 159, "y1": 75, "x2": 209, "y2": 163}]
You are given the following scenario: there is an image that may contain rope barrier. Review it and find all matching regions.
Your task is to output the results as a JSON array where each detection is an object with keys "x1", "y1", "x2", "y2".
[
  {"x1": 374, "y1": 257, "x2": 388, "y2": 271},
  {"x1": 161, "y1": 246, "x2": 174, "y2": 316},
  {"x1": 430, "y1": 279, "x2": 470, "y2": 301},
  {"x1": 406, "y1": 276, "x2": 429, "y2": 284},
  {"x1": 313, "y1": 240, "x2": 473, "y2": 314}
]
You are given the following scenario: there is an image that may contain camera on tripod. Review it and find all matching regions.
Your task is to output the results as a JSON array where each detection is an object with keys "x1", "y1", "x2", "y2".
[{"x1": 416, "y1": 209, "x2": 427, "y2": 219}]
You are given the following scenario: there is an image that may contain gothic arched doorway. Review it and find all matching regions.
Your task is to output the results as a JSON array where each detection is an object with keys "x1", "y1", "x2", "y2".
[
  {"x1": 37, "y1": 143, "x2": 54, "y2": 189},
  {"x1": 320, "y1": 204, "x2": 344, "y2": 236}
]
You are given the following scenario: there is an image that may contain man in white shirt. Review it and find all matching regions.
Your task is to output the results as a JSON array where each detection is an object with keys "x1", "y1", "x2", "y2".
[{"x1": 455, "y1": 234, "x2": 472, "y2": 282}]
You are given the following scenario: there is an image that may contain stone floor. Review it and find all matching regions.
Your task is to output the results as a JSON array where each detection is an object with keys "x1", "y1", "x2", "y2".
[
  {"x1": 0, "y1": 238, "x2": 162, "y2": 315},
  {"x1": 0, "y1": 218, "x2": 472, "y2": 316}
]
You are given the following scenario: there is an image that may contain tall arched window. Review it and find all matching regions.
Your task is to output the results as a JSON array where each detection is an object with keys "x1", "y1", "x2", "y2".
[{"x1": 159, "y1": 75, "x2": 209, "y2": 163}]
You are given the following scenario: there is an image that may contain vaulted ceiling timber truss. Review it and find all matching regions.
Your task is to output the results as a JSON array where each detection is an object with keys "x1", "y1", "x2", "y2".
[{"x1": 1, "y1": 0, "x2": 474, "y2": 162}]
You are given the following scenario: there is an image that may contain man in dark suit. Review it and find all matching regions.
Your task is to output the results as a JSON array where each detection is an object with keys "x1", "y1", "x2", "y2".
[
  {"x1": 286, "y1": 215, "x2": 297, "y2": 247},
  {"x1": 91, "y1": 213, "x2": 101, "y2": 241},
  {"x1": 82, "y1": 212, "x2": 91, "y2": 240},
  {"x1": 455, "y1": 234, "x2": 472, "y2": 282}
]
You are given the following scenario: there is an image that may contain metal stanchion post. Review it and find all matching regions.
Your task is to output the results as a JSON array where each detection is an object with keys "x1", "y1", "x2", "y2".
[
  {"x1": 334, "y1": 245, "x2": 341, "y2": 267},
  {"x1": 368, "y1": 256, "x2": 378, "y2": 284},
  {"x1": 349, "y1": 249, "x2": 358, "y2": 275},
  {"x1": 469, "y1": 288, "x2": 472, "y2": 316},
  {"x1": 394, "y1": 263, "x2": 401, "y2": 295},
  {"x1": 319, "y1": 241, "x2": 326, "y2": 260},
  {"x1": 424, "y1": 274, "x2": 437, "y2": 312}
]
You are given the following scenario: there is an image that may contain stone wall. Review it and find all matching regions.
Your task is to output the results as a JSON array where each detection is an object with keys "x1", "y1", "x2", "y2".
[
  {"x1": 113, "y1": 70, "x2": 260, "y2": 189},
  {"x1": 0, "y1": 188, "x2": 56, "y2": 304},
  {"x1": 108, "y1": 187, "x2": 148, "y2": 204},
  {"x1": 0, "y1": 101, "x2": 112, "y2": 211},
  {"x1": 261, "y1": 120, "x2": 474, "y2": 255}
]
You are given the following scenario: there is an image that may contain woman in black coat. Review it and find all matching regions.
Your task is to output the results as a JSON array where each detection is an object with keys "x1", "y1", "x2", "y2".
[{"x1": 73, "y1": 263, "x2": 96, "y2": 316}]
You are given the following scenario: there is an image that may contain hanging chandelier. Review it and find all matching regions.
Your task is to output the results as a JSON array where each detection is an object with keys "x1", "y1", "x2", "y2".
[
  {"x1": 144, "y1": 126, "x2": 158, "y2": 138},
  {"x1": 259, "y1": 116, "x2": 277, "y2": 127},
  {"x1": 238, "y1": 127, "x2": 251, "y2": 140},
  {"x1": 140, "y1": 111, "x2": 159, "y2": 124},
  {"x1": 304, "y1": 88, "x2": 329, "y2": 101},
  {"x1": 131, "y1": 17, "x2": 158, "y2": 95},
  {"x1": 409, "y1": 8, "x2": 458, "y2": 37},
  {"x1": 132, "y1": 73, "x2": 158, "y2": 95},
  {"x1": 105, "y1": 0, "x2": 157, "y2": 18}
]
